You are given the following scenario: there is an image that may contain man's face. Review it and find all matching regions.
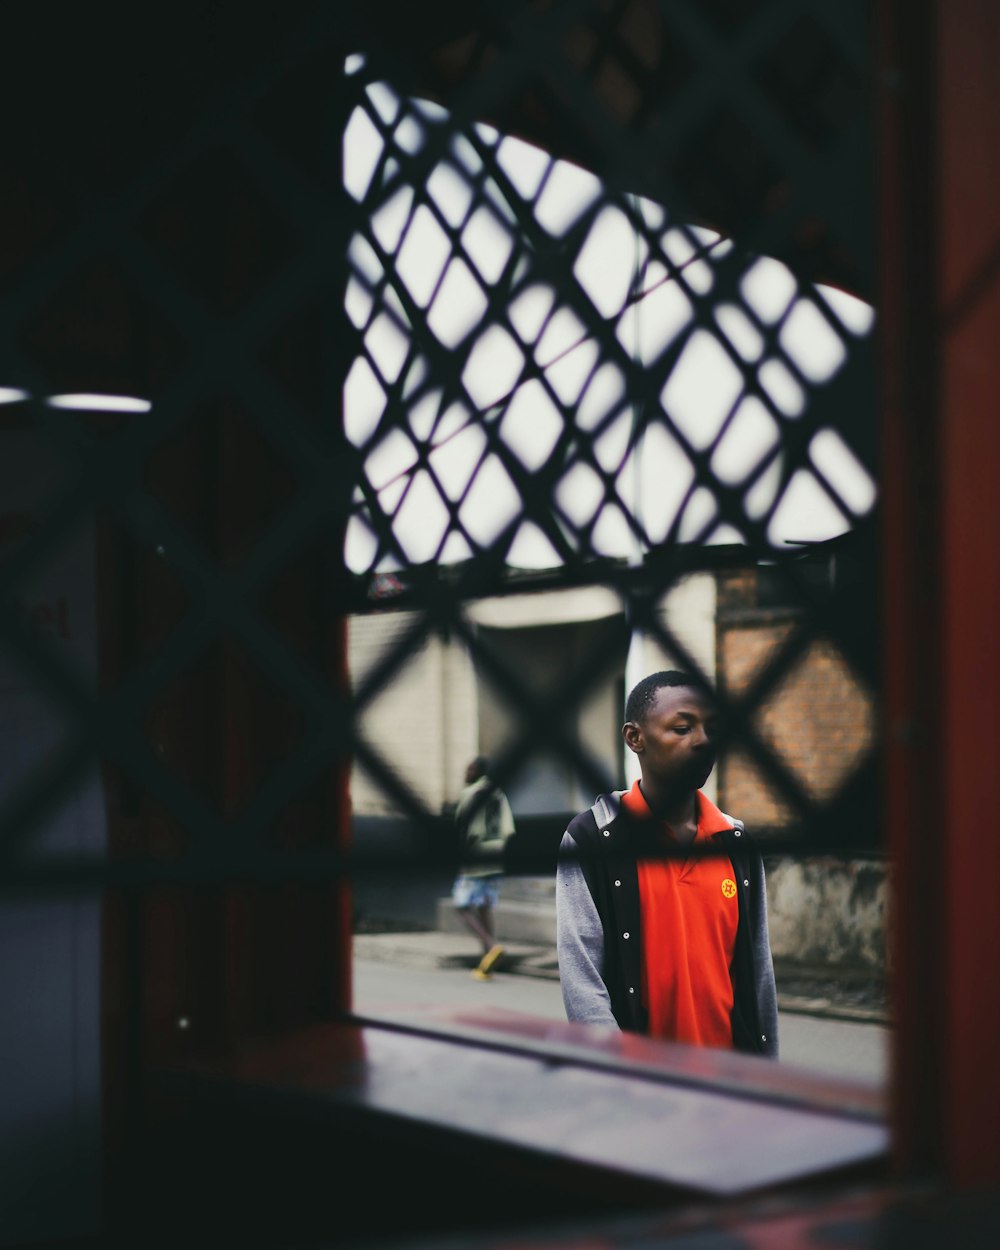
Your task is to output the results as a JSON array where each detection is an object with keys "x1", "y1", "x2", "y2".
[{"x1": 625, "y1": 684, "x2": 718, "y2": 793}]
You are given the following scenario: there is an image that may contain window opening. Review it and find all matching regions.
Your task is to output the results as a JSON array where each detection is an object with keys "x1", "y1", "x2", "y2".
[{"x1": 343, "y1": 55, "x2": 885, "y2": 1082}]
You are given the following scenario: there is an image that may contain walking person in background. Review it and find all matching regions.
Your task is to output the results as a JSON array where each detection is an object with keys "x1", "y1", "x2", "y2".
[
  {"x1": 451, "y1": 755, "x2": 516, "y2": 981},
  {"x1": 556, "y1": 670, "x2": 778, "y2": 1056}
]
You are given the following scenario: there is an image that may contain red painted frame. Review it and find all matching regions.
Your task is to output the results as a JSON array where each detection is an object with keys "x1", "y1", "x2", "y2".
[{"x1": 878, "y1": 0, "x2": 1000, "y2": 1187}]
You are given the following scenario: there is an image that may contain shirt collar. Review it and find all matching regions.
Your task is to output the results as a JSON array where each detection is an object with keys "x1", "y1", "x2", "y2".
[{"x1": 620, "y1": 780, "x2": 733, "y2": 840}]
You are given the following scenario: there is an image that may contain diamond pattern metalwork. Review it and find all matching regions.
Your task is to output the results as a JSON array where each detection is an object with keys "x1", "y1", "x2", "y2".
[
  {"x1": 0, "y1": 1, "x2": 881, "y2": 888},
  {"x1": 343, "y1": 0, "x2": 879, "y2": 852}
]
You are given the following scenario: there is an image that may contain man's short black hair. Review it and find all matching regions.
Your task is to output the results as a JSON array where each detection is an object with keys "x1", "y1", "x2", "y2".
[{"x1": 624, "y1": 670, "x2": 704, "y2": 724}]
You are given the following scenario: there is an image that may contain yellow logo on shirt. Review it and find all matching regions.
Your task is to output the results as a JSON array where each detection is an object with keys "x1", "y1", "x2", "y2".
[{"x1": 721, "y1": 878, "x2": 737, "y2": 898}]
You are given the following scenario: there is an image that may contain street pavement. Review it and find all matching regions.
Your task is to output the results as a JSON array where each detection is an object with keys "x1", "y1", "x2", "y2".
[{"x1": 352, "y1": 930, "x2": 890, "y2": 1085}]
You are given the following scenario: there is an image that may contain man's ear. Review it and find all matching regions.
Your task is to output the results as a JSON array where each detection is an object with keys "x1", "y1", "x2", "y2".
[{"x1": 622, "y1": 720, "x2": 642, "y2": 755}]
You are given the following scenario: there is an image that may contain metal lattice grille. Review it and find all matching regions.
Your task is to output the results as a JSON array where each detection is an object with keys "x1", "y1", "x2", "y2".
[
  {"x1": 343, "y1": 0, "x2": 879, "y2": 862},
  {"x1": 0, "y1": 1, "x2": 879, "y2": 896}
]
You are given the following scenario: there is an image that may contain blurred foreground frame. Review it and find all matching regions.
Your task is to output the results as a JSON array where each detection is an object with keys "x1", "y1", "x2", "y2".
[{"x1": 2, "y1": 1, "x2": 999, "y2": 1247}]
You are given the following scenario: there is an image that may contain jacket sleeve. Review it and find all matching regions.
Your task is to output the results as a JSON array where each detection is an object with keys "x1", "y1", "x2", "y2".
[
  {"x1": 555, "y1": 831, "x2": 619, "y2": 1028},
  {"x1": 750, "y1": 848, "x2": 780, "y2": 1058},
  {"x1": 499, "y1": 789, "x2": 516, "y2": 846}
]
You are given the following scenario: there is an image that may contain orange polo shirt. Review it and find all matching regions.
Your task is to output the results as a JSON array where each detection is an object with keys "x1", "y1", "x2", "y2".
[{"x1": 623, "y1": 780, "x2": 739, "y2": 1049}]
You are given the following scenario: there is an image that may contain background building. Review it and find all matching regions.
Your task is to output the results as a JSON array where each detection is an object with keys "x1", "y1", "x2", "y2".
[{"x1": 349, "y1": 548, "x2": 887, "y2": 983}]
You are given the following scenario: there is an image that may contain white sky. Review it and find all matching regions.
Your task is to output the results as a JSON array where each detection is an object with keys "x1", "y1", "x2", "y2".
[
  {"x1": 1, "y1": 72, "x2": 878, "y2": 583},
  {"x1": 343, "y1": 62, "x2": 877, "y2": 575}
]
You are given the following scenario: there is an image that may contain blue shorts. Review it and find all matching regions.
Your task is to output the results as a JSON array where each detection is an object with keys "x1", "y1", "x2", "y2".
[{"x1": 452, "y1": 875, "x2": 500, "y2": 909}]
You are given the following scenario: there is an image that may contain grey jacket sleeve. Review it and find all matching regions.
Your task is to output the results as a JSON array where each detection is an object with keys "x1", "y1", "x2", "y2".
[
  {"x1": 751, "y1": 851, "x2": 780, "y2": 1058},
  {"x1": 555, "y1": 831, "x2": 619, "y2": 1028}
]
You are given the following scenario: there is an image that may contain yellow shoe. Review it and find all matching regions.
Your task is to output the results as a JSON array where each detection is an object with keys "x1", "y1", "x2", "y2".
[{"x1": 477, "y1": 944, "x2": 505, "y2": 976}]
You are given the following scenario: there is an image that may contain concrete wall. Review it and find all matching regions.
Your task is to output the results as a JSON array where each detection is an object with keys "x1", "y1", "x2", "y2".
[
  {"x1": 350, "y1": 583, "x2": 633, "y2": 818},
  {"x1": 349, "y1": 574, "x2": 721, "y2": 818},
  {"x1": 764, "y1": 856, "x2": 888, "y2": 974},
  {"x1": 473, "y1": 616, "x2": 625, "y2": 814},
  {"x1": 347, "y1": 608, "x2": 478, "y2": 816}
]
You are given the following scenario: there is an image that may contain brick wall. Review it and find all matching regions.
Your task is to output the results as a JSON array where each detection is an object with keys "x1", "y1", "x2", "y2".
[
  {"x1": 715, "y1": 566, "x2": 886, "y2": 976},
  {"x1": 716, "y1": 571, "x2": 876, "y2": 832}
]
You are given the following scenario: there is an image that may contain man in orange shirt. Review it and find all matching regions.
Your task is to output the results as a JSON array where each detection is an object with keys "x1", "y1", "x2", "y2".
[{"x1": 556, "y1": 670, "x2": 778, "y2": 1056}]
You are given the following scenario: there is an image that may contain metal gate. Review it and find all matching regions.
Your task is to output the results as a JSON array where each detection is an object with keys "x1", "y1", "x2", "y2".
[{"x1": 0, "y1": 2, "x2": 879, "y2": 958}]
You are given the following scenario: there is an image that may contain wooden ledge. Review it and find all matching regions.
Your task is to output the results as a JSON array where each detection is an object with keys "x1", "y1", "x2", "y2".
[{"x1": 155, "y1": 1006, "x2": 888, "y2": 1202}]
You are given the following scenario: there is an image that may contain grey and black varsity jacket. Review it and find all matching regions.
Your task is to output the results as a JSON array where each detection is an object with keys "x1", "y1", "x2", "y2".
[{"x1": 556, "y1": 791, "x2": 779, "y2": 1057}]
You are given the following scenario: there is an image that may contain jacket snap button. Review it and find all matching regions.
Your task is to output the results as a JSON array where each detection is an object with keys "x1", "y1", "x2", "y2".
[
  {"x1": 744, "y1": 879, "x2": 749, "y2": 887},
  {"x1": 623, "y1": 931, "x2": 630, "y2": 939},
  {"x1": 614, "y1": 879, "x2": 621, "y2": 887},
  {"x1": 734, "y1": 830, "x2": 741, "y2": 837},
  {"x1": 603, "y1": 829, "x2": 610, "y2": 837},
  {"x1": 628, "y1": 987, "x2": 634, "y2": 994}
]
